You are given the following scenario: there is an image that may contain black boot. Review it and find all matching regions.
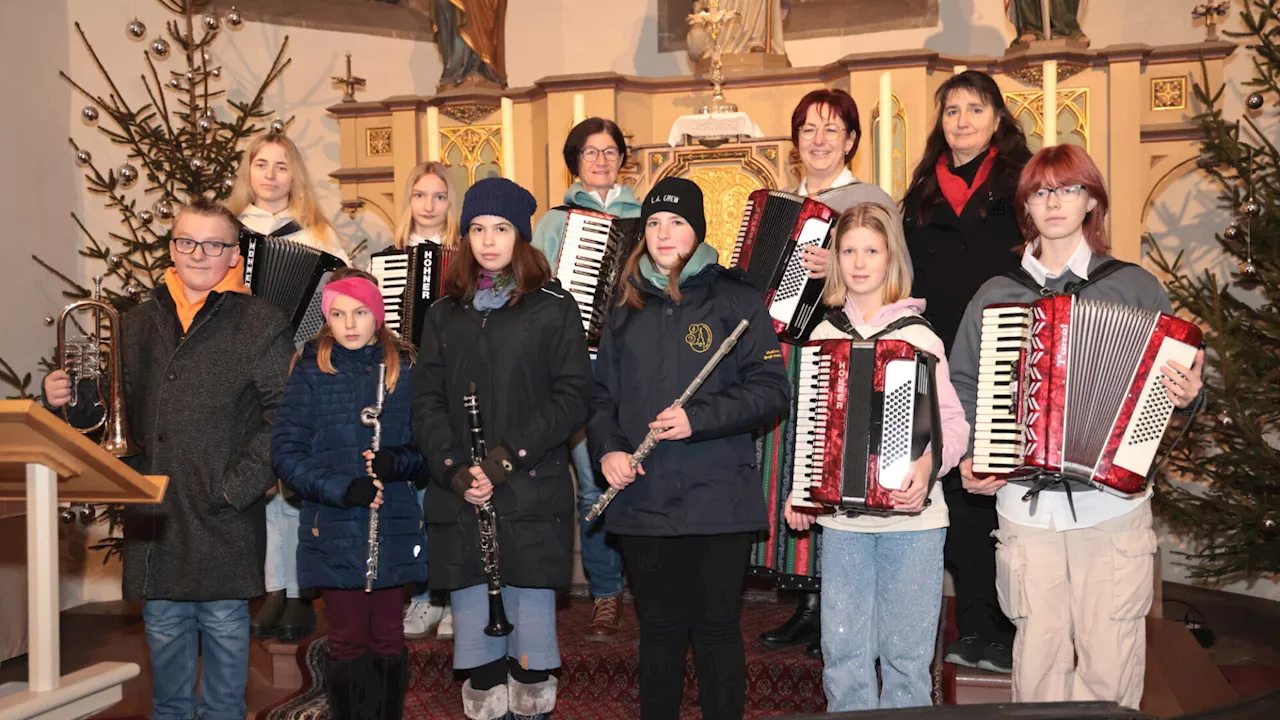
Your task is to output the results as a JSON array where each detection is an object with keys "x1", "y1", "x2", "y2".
[
  {"x1": 759, "y1": 591, "x2": 820, "y2": 649},
  {"x1": 251, "y1": 590, "x2": 285, "y2": 638},
  {"x1": 276, "y1": 597, "x2": 316, "y2": 642},
  {"x1": 367, "y1": 649, "x2": 410, "y2": 720},
  {"x1": 326, "y1": 654, "x2": 368, "y2": 720},
  {"x1": 805, "y1": 637, "x2": 822, "y2": 660}
]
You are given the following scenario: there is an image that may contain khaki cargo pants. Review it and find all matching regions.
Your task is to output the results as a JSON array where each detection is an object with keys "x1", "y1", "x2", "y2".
[{"x1": 994, "y1": 501, "x2": 1157, "y2": 709}]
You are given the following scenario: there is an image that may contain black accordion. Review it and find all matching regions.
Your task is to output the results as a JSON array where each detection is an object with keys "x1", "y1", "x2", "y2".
[
  {"x1": 239, "y1": 228, "x2": 346, "y2": 346},
  {"x1": 552, "y1": 206, "x2": 643, "y2": 349},
  {"x1": 369, "y1": 243, "x2": 454, "y2": 347},
  {"x1": 731, "y1": 189, "x2": 838, "y2": 344}
]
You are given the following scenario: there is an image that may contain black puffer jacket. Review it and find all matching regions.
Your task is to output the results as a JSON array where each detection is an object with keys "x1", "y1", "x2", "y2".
[
  {"x1": 411, "y1": 281, "x2": 593, "y2": 590},
  {"x1": 903, "y1": 152, "x2": 1027, "y2": 352},
  {"x1": 588, "y1": 264, "x2": 789, "y2": 537}
]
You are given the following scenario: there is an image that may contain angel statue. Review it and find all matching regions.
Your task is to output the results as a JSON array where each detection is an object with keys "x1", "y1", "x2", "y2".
[{"x1": 412, "y1": 0, "x2": 508, "y2": 90}]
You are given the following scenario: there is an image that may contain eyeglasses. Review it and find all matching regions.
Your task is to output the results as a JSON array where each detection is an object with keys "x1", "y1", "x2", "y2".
[
  {"x1": 581, "y1": 147, "x2": 621, "y2": 163},
  {"x1": 1027, "y1": 185, "x2": 1085, "y2": 205},
  {"x1": 798, "y1": 125, "x2": 846, "y2": 142},
  {"x1": 172, "y1": 238, "x2": 237, "y2": 256}
]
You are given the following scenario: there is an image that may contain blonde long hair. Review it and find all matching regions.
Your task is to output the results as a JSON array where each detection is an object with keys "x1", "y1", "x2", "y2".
[
  {"x1": 289, "y1": 267, "x2": 416, "y2": 393},
  {"x1": 228, "y1": 134, "x2": 335, "y2": 238},
  {"x1": 393, "y1": 162, "x2": 459, "y2": 249},
  {"x1": 822, "y1": 203, "x2": 913, "y2": 307}
]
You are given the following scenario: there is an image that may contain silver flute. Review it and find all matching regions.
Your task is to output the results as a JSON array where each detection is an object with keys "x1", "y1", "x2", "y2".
[
  {"x1": 362, "y1": 362, "x2": 388, "y2": 593},
  {"x1": 586, "y1": 319, "x2": 749, "y2": 522}
]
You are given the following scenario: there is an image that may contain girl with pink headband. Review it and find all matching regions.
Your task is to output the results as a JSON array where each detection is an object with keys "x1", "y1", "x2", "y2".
[{"x1": 271, "y1": 267, "x2": 429, "y2": 719}]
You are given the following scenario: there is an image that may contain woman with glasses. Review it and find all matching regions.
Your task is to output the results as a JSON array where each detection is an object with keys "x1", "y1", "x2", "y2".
[
  {"x1": 900, "y1": 69, "x2": 1033, "y2": 675},
  {"x1": 949, "y1": 144, "x2": 1203, "y2": 707},
  {"x1": 530, "y1": 117, "x2": 638, "y2": 643},
  {"x1": 757, "y1": 88, "x2": 897, "y2": 660}
]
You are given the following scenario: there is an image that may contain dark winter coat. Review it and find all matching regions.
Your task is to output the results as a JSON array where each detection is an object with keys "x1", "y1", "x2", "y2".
[
  {"x1": 587, "y1": 265, "x2": 790, "y2": 537},
  {"x1": 90, "y1": 285, "x2": 295, "y2": 601},
  {"x1": 271, "y1": 342, "x2": 428, "y2": 591},
  {"x1": 903, "y1": 152, "x2": 1027, "y2": 353},
  {"x1": 411, "y1": 281, "x2": 593, "y2": 590}
]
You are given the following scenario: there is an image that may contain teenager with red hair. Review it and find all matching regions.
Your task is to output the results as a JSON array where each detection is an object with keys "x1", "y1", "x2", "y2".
[{"x1": 948, "y1": 144, "x2": 1204, "y2": 708}]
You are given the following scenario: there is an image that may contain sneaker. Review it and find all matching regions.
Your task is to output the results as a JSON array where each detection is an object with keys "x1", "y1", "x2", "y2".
[
  {"x1": 436, "y1": 606, "x2": 454, "y2": 641},
  {"x1": 944, "y1": 634, "x2": 984, "y2": 669},
  {"x1": 978, "y1": 641, "x2": 1013, "y2": 674},
  {"x1": 584, "y1": 596, "x2": 622, "y2": 642},
  {"x1": 404, "y1": 600, "x2": 446, "y2": 639}
]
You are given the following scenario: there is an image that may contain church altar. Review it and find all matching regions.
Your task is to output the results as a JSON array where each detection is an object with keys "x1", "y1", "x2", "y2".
[{"x1": 328, "y1": 41, "x2": 1233, "y2": 265}]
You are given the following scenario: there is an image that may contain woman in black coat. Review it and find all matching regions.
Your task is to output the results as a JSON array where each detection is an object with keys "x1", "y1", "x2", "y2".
[
  {"x1": 901, "y1": 69, "x2": 1032, "y2": 675},
  {"x1": 589, "y1": 177, "x2": 790, "y2": 720},
  {"x1": 411, "y1": 177, "x2": 593, "y2": 720}
]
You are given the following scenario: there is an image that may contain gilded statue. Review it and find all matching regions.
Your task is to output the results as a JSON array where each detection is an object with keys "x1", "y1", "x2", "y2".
[
  {"x1": 1006, "y1": 0, "x2": 1089, "y2": 47},
  {"x1": 412, "y1": 0, "x2": 508, "y2": 90}
]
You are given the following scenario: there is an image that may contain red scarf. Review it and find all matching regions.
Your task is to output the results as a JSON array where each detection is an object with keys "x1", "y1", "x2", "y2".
[{"x1": 935, "y1": 146, "x2": 997, "y2": 216}]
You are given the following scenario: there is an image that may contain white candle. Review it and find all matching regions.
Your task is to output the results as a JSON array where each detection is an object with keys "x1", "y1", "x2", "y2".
[
  {"x1": 1042, "y1": 60, "x2": 1058, "y2": 147},
  {"x1": 426, "y1": 106, "x2": 440, "y2": 162},
  {"x1": 501, "y1": 97, "x2": 516, "y2": 179},
  {"x1": 878, "y1": 71, "x2": 893, "y2": 195},
  {"x1": 573, "y1": 93, "x2": 586, "y2": 126}
]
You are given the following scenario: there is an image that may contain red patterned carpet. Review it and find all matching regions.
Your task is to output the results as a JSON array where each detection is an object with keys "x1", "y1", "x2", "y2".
[{"x1": 262, "y1": 597, "x2": 946, "y2": 719}]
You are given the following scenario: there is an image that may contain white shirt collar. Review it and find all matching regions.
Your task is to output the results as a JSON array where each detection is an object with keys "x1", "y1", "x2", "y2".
[
  {"x1": 797, "y1": 167, "x2": 855, "y2": 197},
  {"x1": 239, "y1": 204, "x2": 297, "y2": 235},
  {"x1": 1020, "y1": 237, "x2": 1092, "y2": 286},
  {"x1": 408, "y1": 232, "x2": 442, "y2": 247},
  {"x1": 588, "y1": 184, "x2": 622, "y2": 208}
]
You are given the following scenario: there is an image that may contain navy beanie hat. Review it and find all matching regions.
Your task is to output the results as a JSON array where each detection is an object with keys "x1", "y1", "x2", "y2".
[
  {"x1": 460, "y1": 177, "x2": 537, "y2": 243},
  {"x1": 641, "y1": 177, "x2": 706, "y2": 244}
]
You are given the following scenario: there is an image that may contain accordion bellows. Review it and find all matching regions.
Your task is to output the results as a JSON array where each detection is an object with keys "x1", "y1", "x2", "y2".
[
  {"x1": 973, "y1": 295, "x2": 1203, "y2": 494},
  {"x1": 731, "y1": 189, "x2": 837, "y2": 344},
  {"x1": 240, "y1": 234, "x2": 346, "y2": 346}
]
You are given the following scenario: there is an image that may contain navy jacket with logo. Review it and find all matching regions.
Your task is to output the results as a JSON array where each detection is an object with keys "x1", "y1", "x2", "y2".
[{"x1": 587, "y1": 264, "x2": 790, "y2": 536}]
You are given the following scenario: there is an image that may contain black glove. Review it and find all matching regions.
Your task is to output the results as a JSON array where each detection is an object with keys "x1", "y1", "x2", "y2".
[
  {"x1": 478, "y1": 445, "x2": 516, "y2": 487},
  {"x1": 343, "y1": 476, "x2": 379, "y2": 508},
  {"x1": 369, "y1": 450, "x2": 397, "y2": 483}
]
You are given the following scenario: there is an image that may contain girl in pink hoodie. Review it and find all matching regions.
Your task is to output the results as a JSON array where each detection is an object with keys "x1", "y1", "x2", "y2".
[{"x1": 785, "y1": 202, "x2": 969, "y2": 711}]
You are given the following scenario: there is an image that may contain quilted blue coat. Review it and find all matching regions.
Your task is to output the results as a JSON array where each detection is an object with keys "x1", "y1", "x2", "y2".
[{"x1": 271, "y1": 341, "x2": 428, "y2": 590}]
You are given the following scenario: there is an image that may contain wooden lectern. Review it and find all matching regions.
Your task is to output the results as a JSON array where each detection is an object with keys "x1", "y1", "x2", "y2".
[{"x1": 0, "y1": 400, "x2": 167, "y2": 720}]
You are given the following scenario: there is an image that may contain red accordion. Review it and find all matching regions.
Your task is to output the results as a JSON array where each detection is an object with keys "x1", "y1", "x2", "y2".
[
  {"x1": 790, "y1": 338, "x2": 942, "y2": 515},
  {"x1": 973, "y1": 295, "x2": 1202, "y2": 495},
  {"x1": 731, "y1": 189, "x2": 836, "y2": 343}
]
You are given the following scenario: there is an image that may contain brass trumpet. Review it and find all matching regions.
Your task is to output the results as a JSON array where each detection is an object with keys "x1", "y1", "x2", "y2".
[{"x1": 55, "y1": 276, "x2": 141, "y2": 458}]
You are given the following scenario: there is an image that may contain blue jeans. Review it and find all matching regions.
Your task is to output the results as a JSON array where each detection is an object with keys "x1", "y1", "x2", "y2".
[
  {"x1": 820, "y1": 527, "x2": 946, "y2": 711},
  {"x1": 143, "y1": 599, "x2": 250, "y2": 720},
  {"x1": 264, "y1": 492, "x2": 300, "y2": 597},
  {"x1": 573, "y1": 432, "x2": 623, "y2": 598}
]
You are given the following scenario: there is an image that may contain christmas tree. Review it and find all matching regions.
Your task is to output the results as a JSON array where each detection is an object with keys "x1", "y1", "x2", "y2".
[
  {"x1": 0, "y1": 0, "x2": 289, "y2": 559},
  {"x1": 1150, "y1": 0, "x2": 1279, "y2": 581},
  {"x1": 1, "y1": 0, "x2": 288, "y2": 399}
]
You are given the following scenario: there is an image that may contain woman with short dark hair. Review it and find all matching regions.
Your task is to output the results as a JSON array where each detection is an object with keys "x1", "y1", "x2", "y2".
[{"x1": 902, "y1": 69, "x2": 1033, "y2": 675}]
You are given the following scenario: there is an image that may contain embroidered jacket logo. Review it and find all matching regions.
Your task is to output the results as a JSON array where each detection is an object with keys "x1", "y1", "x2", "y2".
[{"x1": 685, "y1": 323, "x2": 713, "y2": 353}]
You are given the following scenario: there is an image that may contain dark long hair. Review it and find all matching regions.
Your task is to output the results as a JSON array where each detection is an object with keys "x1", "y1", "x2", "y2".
[
  {"x1": 443, "y1": 233, "x2": 551, "y2": 307},
  {"x1": 903, "y1": 70, "x2": 1032, "y2": 224}
]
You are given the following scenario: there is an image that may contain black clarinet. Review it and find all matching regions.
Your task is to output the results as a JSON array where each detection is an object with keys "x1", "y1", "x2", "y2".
[{"x1": 464, "y1": 382, "x2": 514, "y2": 637}]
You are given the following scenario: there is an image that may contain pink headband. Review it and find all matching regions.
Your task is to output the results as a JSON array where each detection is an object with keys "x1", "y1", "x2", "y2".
[{"x1": 321, "y1": 277, "x2": 386, "y2": 330}]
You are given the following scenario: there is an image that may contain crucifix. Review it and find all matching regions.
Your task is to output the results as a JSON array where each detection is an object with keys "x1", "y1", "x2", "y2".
[
  {"x1": 332, "y1": 52, "x2": 367, "y2": 103},
  {"x1": 1192, "y1": 2, "x2": 1232, "y2": 41},
  {"x1": 688, "y1": 0, "x2": 741, "y2": 114}
]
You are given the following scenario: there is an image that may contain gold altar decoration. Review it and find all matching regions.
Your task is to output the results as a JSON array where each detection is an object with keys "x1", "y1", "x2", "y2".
[
  {"x1": 441, "y1": 124, "x2": 503, "y2": 186},
  {"x1": 688, "y1": 0, "x2": 740, "y2": 115},
  {"x1": 1007, "y1": 61, "x2": 1088, "y2": 86},
  {"x1": 366, "y1": 127, "x2": 392, "y2": 156},
  {"x1": 1005, "y1": 89, "x2": 1090, "y2": 152},
  {"x1": 1152, "y1": 77, "x2": 1188, "y2": 111},
  {"x1": 871, "y1": 93, "x2": 908, "y2": 201},
  {"x1": 328, "y1": 40, "x2": 1235, "y2": 264}
]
